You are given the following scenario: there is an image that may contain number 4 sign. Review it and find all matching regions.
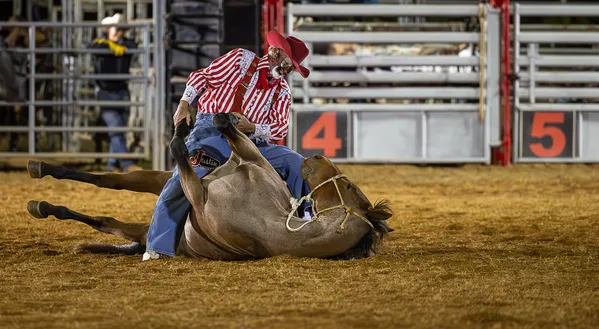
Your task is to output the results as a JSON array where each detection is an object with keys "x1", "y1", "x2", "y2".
[
  {"x1": 521, "y1": 111, "x2": 575, "y2": 158},
  {"x1": 296, "y1": 111, "x2": 348, "y2": 158}
]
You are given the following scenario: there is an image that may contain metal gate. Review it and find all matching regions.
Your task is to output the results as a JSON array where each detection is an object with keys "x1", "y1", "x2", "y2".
[
  {"x1": 286, "y1": 3, "x2": 501, "y2": 164},
  {"x1": 0, "y1": 1, "x2": 167, "y2": 170},
  {"x1": 513, "y1": 4, "x2": 599, "y2": 163}
]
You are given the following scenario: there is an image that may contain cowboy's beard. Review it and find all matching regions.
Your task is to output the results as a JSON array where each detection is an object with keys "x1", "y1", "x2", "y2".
[{"x1": 271, "y1": 66, "x2": 284, "y2": 79}]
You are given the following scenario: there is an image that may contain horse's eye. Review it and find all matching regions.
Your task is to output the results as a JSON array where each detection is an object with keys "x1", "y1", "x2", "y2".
[
  {"x1": 347, "y1": 183, "x2": 352, "y2": 190},
  {"x1": 314, "y1": 155, "x2": 323, "y2": 159}
]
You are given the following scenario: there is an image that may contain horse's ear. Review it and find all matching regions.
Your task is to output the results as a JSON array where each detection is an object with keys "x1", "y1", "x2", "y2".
[{"x1": 367, "y1": 206, "x2": 392, "y2": 221}]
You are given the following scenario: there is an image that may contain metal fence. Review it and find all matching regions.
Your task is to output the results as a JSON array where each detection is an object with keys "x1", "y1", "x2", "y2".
[
  {"x1": 0, "y1": 19, "x2": 167, "y2": 170},
  {"x1": 513, "y1": 4, "x2": 599, "y2": 163},
  {"x1": 286, "y1": 3, "x2": 501, "y2": 164}
]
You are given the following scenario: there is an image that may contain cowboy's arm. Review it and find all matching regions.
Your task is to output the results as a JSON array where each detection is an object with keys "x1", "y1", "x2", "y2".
[
  {"x1": 252, "y1": 89, "x2": 291, "y2": 141},
  {"x1": 180, "y1": 48, "x2": 243, "y2": 104},
  {"x1": 176, "y1": 48, "x2": 243, "y2": 126}
]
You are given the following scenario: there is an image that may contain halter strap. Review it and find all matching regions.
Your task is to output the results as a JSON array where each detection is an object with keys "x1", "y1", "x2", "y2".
[{"x1": 285, "y1": 174, "x2": 374, "y2": 233}]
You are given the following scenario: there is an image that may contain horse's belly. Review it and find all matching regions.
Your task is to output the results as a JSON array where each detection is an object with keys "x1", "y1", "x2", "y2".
[{"x1": 198, "y1": 165, "x2": 290, "y2": 256}]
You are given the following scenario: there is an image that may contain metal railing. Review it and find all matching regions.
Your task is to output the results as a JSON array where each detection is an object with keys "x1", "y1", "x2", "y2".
[
  {"x1": 287, "y1": 3, "x2": 501, "y2": 163},
  {"x1": 0, "y1": 20, "x2": 166, "y2": 169},
  {"x1": 513, "y1": 4, "x2": 599, "y2": 163}
]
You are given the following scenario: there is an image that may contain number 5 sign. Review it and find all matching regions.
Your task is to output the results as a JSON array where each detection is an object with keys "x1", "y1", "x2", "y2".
[
  {"x1": 295, "y1": 111, "x2": 348, "y2": 158},
  {"x1": 521, "y1": 111, "x2": 575, "y2": 158}
]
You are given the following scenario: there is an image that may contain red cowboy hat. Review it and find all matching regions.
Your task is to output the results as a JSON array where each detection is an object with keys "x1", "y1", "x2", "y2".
[{"x1": 266, "y1": 30, "x2": 310, "y2": 78}]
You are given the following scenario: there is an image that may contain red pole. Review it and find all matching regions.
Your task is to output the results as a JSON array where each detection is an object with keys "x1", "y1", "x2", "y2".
[
  {"x1": 262, "y1": 0, "x2": 288, "y2": 146},
  {"x1": 490, "y1": 0, "x2": 512, "y2": 166},
  {"x1": 501, "y1": 0, "x2": 512, "y2": 166}
]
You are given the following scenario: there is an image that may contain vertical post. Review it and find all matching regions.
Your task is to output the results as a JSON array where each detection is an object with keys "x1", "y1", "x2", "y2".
[
  {"x1": 26, "y1": 0, "x2": 33, "y2": 21},
  {"x1": 528, "y1": 43, "x2": 536, "y2": 104},
  {"x1": 13, "y1": 0, "x2": 21, "y2": 18},
  {"x1": 276, "y1": 0, "x2": 284, "y2": 34},
  {"x1": 143, "y1": 24, "x2": 151, "y2": 160},
  {"x1": 352, "y1": 112, "x2": 358, "y2": 159},
  {"x1": 61, "y1": 0, "x2": 68, "y2": 152},
  {"x1": 302, "y1": 42, "x2": 312, "y2": 104},
  {"x1": 512, "y1": 2, "x2": 520, "y2": 164},
  {"x1": 153, "y1": 0, "x2": 166, "y2": 170},
  {"x1": 98, "y1": 0, "x2": 105, "y2": 24},
  {"x1": 287, "y1": 108, "x2": 295, "y2": 149},
  {"x1": 501, "y1": 0, "x2": 512, "y2": 166},
  {"x1": 578, "y1": 112, "x2": 583, "y2": 159},
  {"x1": 421, "y1": 112, "x2": 427, "y2": 159},
  {"x1": 486, "y1": 5, "x2": 501, "y2": 162},
  {"x1": 28, "y1": 25, "x2": 36, "y2": 155},
  {"x1": 287, "y1": 2, "x2": 294, "y2": 37},
  {"x1": 127, "y1": 0, "x2": 134, "y2": 22}
]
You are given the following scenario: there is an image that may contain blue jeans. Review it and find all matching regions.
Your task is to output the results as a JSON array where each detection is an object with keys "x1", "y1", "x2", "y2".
[
  {"x1": 97, "y1": 89, "x2": 134, "y2": 171},
  {"x1": 145, "y1": 113, "x2": 312, "y2": 256}
]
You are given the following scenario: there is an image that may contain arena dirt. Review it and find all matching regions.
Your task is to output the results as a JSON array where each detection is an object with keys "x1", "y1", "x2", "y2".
[{"x1": 1, "y1": 164, "x2": 598, "y2": 329}]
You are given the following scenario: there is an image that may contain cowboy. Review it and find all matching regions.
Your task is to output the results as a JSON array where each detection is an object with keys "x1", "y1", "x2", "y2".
[
  {"x1": 88, "y1": 13, "x2": 142, "y2": 173},
  {"x1": 143, "y1": 30, "x2": 312, "y2": 261}
]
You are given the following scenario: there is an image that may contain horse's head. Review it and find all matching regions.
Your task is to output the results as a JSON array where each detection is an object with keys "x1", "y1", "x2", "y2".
[{"x1": 301, "y1": 155, "x2": 394, "y2": 259}]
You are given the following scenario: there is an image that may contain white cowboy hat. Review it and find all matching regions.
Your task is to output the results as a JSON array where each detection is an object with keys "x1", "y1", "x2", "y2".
[{"x1": 101, "y1": 13, "x2": 126, "y2": 26}]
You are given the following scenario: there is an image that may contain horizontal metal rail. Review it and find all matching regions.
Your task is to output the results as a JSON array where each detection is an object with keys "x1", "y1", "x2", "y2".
[
  {"x1": 310, "y1": 55, "x2": 480, "y2": 67},
  {"x1": 518, "y1": 5, "x2": 599, "y2": 17},
  {"x1": 290, "y1": 4, "x2": 482, "y2": 17},
  {"x1": 291, "y1": 103, "x2": 479, "y2": 112},
  {"x1": 292, "y1": 32, "x2": 479, "y2": 43},
  {"x1": 292, "y1": 87, "x2": 480, "y2": 99},
  {"x1": 6, "y1": 48, "x2": 146, "y2": 55},
  {"x1": 520, "y1": 32, "x2": 599, "y2": 44},
  {"x1": 0, "y1": 101, "x2": 145, "y2": 107},
  {"x1": 518, "y1": 103, "x2": 599, "y2": 112},
  {"x1": 517, "y1": 88, "x2": 599, "y2": 99},
  {"x1": 0, "y1": 152, "x2": 147, "y2": 159},
  {"x1": 0, "y1": 126, "x2": 146, "y2": 133},
  {"x1": 519, "y1": 55, "x2": 599, "y2": 67},
  {"x1": 25, "y1": 74, "x2": 151, "y2": 81},
  {"x1": 0, "y1": 22, "x2": 151, "y2": 28},
  {"x1": 294, "y1": 72, "x2": 479, "y2": 83},
  {"x1": 519, "y1": 72, "x2": 599, "y2": 83}
]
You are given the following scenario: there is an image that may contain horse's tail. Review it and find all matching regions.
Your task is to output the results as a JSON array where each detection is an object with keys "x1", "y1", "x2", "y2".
[{"x1": 74, "y1": 242, "x2": 144, "y2": 255}]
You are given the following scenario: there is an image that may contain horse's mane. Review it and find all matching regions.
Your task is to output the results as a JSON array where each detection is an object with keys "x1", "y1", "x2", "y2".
[{"x1": 330, "y1": 199, "x2": 394, "y2": 260}]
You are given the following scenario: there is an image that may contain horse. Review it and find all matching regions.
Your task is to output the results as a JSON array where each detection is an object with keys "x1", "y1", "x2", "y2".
[{"x1": 26, "y1": 113, "x2": 393, "y2": 260}]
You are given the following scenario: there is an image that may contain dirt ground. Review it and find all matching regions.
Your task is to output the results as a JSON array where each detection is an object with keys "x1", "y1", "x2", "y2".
[{"x1": 1, "y1": 163, "x2": 598, "y2": 329}]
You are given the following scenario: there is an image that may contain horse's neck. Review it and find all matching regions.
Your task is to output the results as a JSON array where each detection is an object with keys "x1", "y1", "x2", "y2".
[{"x1": 283, "y1": 208, "x2": 370, "y2": 258}]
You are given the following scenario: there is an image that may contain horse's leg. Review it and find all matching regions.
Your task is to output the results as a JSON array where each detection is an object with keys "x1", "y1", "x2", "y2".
[
  {"x1": 169, "y1": 122, "x2": 206, "y2": 207},
  {"x1": 213, "y1": 113, "x2": 270, "y2": 167},
  {"x1": 27, "y1": 200, "x2": 149, "y2": 242},
  {"x1": 27, "y1": 160, "x2": 172, "y2": 196},
  {"x1": 27, "y1": 200, "x2": 148, "y2": 254}
]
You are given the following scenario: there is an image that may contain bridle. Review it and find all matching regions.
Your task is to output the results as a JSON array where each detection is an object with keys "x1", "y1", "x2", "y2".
[{"x1": 285, "y1": 174, "x2": 374, "y2": 233}]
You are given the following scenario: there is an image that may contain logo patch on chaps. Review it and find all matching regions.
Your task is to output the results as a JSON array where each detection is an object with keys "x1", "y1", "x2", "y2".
[{"x1": 189, "y1": 149, "x2": 221, "y2": 170}]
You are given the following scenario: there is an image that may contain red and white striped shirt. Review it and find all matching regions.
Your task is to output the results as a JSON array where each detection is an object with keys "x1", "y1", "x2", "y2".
[{"x1": 181, "y1": 48, "x2": 292, "y2": 141}]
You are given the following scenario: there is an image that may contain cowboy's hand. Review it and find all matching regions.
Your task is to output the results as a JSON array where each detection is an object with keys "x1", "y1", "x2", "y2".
[
  {"x1": 93, "y1": 38, "x2": 128, "y2": 56},
  {"x1": 231, "y1": 112, "x2": 256, "y2": 134},
  {"x1": 173, "y1": 101, "x2": 192, "y2": 128}
]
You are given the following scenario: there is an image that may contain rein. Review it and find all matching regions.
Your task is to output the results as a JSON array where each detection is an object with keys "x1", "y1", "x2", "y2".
[{"x1": 286, "y1": 174, "x2": 374, "y2": 233}]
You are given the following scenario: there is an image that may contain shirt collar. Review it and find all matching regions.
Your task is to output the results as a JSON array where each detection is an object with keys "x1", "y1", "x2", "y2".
[{"x1": 258, "y1": 55, "x2": 270, "y2": 70}]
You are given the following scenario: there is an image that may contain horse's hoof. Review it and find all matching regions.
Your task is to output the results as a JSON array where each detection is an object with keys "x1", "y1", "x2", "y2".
[
  {"x1": 213, "y1": 113, "x2": 231, "y2": 129},
  {"x1": 174, "y1": 122, "x2": 190, "y2": 139},
  {"x1": 27, "y1": 200, "x2": 50, "y2": 219},
  {"x1": 27, "y1": 160, "x2": 43, "y2": 179}
]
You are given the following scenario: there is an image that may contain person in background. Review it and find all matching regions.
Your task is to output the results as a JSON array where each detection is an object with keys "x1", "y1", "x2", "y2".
[{"x1": 88, "y1": 13, "x2": 142, "y2": 172}]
